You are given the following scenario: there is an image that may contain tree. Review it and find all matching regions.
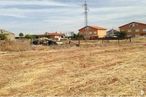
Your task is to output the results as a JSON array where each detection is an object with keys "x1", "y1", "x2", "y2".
[
  {"x1": 115, "y1": 31, "x2": 127, "y2": 38},
  {"x1": 25, "y1": 34, "x2": 35, "y2": 40},
  {"x1": 71, "y1": 34, "x2": 84, "y2": 40},
  {"x1": 19, "y1": 33, "x2": 24, "y2": 37},
  {"x1": 77, "y1": 34, "x2": 84, "y2": 40},
  {"x1": 0, "y1": 34, "x2": 7, "y2": 40}
]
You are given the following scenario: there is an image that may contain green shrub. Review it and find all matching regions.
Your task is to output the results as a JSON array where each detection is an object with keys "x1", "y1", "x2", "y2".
[
  {"x1": 70, "y1": 34, "x2": 84, "y2": 40},
  {"x1": 115, "y1": 31, "x2": 127, "y2": 38},
  {"x1": 0, "y1": 34, "x2": 7, "y2": 40},
  {"x1": 25, "y1": 34, "x2": 36, "y2": 40}
]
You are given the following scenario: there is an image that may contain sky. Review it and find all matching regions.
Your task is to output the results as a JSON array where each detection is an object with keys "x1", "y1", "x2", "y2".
[{"x1": 0, "y1": 0, "x2": 146, "y2": 35}]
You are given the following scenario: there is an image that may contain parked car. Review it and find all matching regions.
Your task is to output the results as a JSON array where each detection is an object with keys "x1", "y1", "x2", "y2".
[
  {"x1": 32, "y1": 39, "x2": 40, "y2": 45},
  {"x1": 32, "y1": 39, "x2": 57, "y2": 46},
  {"x1": 47, "y1": 40, "x2": 57, "y2": 45}
]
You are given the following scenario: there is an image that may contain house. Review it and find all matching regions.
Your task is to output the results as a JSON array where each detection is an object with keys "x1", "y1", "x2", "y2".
[
  {"x1": 119, "y1": 22, "x2": 146, "y2": 36},
  {"x1": 34, "y1": 32, "x2": 65, "y2": 41},
  {"x1": 45, "y1": 32, "x2": 65, "y2": 41},
  {"x1": 106, "y1": 29, "x2": 119, "y2": 37},
  {"x1": 79, "y1": 25, "x2": 107, "y2": 39},
  {"x1": 0, "y1": 29, "x2": 15, "y2": 41}
]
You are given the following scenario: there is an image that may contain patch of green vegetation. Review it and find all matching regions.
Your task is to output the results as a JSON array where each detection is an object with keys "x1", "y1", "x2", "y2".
[
  {"x1": 25, "y1": 34, "x2": 37, "y2": 40},
  {"x1": 114, "y1": 31, "x2": 127, "y2": 38},
  {"x1": 0, "y1": 34, "x2": 7, "y2": 40},
  {"x1": 69, "y1": 34, "x2": 84, "y2": 40}
]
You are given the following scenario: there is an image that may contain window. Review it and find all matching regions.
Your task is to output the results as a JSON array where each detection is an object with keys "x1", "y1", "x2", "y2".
[
  {"x1": 89, "y1": 32, "x2": 92, "y2": 34},
  {"x1": 86, "y1": 27, "x2": 89, "y2": 30},
  {"x1": 129, "y1": 25, "x2": 132, "y2": 28},
  {"x1": 128, "y1": 29, "x2": 131, "y2": 32},
  {"x1": 143, "y1": 29, "x2": 146, "y2": 32},
  {"x1": 132, "y1": 23, "x2": 135, "y2": 27},
  {"x1": 136, "y1": 29, "x2": 140, "y2": 32},
  {"x1": 129, "y1": 23, "x2": 136, "y2": 28}
]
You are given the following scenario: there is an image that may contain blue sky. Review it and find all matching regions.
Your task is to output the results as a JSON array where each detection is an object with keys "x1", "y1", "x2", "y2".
[{"x1": 0, "y1": 0, "x2": 146, "y2": 35}]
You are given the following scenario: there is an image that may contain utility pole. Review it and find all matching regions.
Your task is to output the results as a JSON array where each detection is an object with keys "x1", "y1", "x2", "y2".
[
  {"x1": 84, "y1": 0, "x2": 88, "y2": 40},
  {"x1": 84, "y1": 0, "x2": 88, "y2": 27},
  {"x1": 78, "y1": 0, "x2": 89, "y2": 46}
]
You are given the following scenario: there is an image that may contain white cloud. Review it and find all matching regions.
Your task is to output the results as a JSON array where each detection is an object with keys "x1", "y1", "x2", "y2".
[
  {"x1": 0, "y1": 0, "x2": 146, "y2": 34},
  {"x1": 0, "y1": 0, "x2": 70, "y2": 7}
]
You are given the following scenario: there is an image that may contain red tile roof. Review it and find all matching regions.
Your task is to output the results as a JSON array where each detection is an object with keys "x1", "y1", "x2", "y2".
[
  {"x1": 45, "y1": 32, "x2": 65, "y2": 36},
  {"x1": 119, "y1": 22, "x2": 146, "y2": 28},
  {"x1": 79, "y1": 25, "x2": 107, "y2": 31}
]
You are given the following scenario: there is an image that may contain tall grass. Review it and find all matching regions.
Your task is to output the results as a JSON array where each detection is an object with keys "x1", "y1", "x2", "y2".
[{"x1": 0, "y1": 40, "x2": 31, "y2": 51}]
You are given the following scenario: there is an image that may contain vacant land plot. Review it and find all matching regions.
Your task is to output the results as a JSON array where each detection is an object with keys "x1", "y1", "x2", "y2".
[{"x1": 0, "y1": 38, "x2": 146, "y2": 96}]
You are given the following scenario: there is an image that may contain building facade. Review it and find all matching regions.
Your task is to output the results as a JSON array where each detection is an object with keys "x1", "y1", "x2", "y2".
[
  {"x1": 79, "y1": 26, "x2": 107, "y2": 39},
  {"x1": 45, "y1": 32, "x2": 65, "y2": 41},
  {"x1": 106, "y1": 29, "x2": 119, "y2": 37},
  {"x1": 34, "y1": 32, "x2": 65, "y2": 41},
  {"x1": 119, "y1": 22, "x2": 146, "y2": 36}
]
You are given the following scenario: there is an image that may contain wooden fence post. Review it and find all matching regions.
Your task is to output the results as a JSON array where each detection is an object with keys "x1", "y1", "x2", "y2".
[{"x1": 118, "y1": 39, "x2": 120, "y2": 45}]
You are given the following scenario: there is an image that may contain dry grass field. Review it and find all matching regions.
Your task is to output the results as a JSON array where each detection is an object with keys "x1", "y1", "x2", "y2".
[{"x1": 0, "y1": 37, "x2": 146, "y2": 96}]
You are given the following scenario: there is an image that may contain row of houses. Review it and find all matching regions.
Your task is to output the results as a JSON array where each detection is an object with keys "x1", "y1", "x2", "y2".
[
  {"x1": 1, "y1": 21, "x2": 146, "y2": 41},
  {"x1": 33, "y1": 21, "x2": 146, "y2": 40},
  {"x1": 79, "y1": 22, "x2": 146, "y2": 39}
]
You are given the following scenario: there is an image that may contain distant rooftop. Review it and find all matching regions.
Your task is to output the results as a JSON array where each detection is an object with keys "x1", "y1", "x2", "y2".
[
  {"x1": 45, "y1": 32, "x2": 65, "y2": 36},
  {"x1": 79, "y1": 25, "x2": 107, "y2": 31},
  {"x1": 119, "y1": 22, "x2": 146, "y2": 28}
]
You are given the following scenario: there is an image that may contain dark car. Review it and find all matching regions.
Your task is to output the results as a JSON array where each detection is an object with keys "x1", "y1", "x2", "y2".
[
  {"x1": 32, "y1": 40, "x2": 40, "y2": 45},
  {"x1": 47, "y1": 40, "x2": 57, "y2": 45},
  {"x1": 32, "y1": 39, "x2": 57, "y2": 46}
]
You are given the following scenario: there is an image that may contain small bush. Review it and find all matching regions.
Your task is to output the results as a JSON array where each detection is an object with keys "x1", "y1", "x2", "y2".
[
  {"x1": 25, "y1": 34, "x2": 37, "y2": 40},
  {"x1": 70, "y1": 34, "x2": 84, "y2": 40},
  {"x1": 114, "y1": 31, "x2": 127, "y2": 38},
  {"x1": 0, "y1": 34, "x2": 7, "y2": 40}
]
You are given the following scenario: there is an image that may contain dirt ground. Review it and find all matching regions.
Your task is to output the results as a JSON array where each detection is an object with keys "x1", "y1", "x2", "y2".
[{"x1": 0, "y1": 37, "x2": 146, "y2": 96}]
